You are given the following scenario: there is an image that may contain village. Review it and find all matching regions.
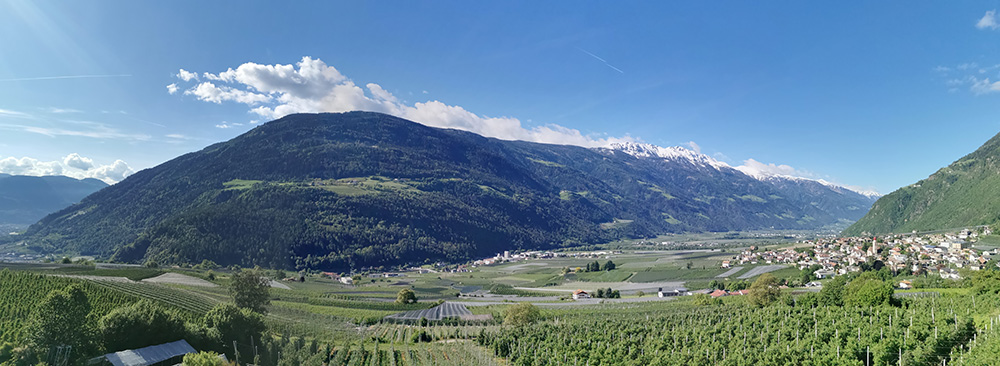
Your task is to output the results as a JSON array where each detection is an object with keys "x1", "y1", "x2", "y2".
[{"x1": 729, "y1": 227, "x2": 997, "y2": 284}]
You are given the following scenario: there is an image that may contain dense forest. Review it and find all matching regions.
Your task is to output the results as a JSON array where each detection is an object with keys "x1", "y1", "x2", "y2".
[{"x1": 14, "y1": 112, "x2": 874, "y2": 271}]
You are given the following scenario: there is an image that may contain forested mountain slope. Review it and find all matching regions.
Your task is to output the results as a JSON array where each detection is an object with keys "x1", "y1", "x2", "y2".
[
  {"x1": 845, "y1": 131, "x2": 1000, "y2": 235},
  {"x1": 16, "y1": 112, "x2": 874, "y2": 270}
]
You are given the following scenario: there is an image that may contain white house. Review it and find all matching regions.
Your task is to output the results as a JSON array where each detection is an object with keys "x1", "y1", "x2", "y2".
[{"x1": 572, "y1": 290, "x2": 590, "y2": 300}]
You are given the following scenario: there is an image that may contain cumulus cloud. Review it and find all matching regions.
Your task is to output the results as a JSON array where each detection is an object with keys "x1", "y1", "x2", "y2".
[
  {"x1": 978, "y1": 10, "x2": 999, "y2": 30},
  {"x1": 62, "y1": 153, "x2": 94, "y2": 170},
  {"x1": 0, "y1": 154, "x2": 134, "y2": 184},
  {"x1": 166, "y1": 83, "x2": 178, "y2": 94},
  {"x1": 171, "y1": 56, "x2": 633, "y2": 147},
  {"x1": 176, "y1": 69, "x2": 199, "y2": 82},
  {"x1": 734, "y1": 158, "x2": 815, "y2": 180},
  {"x1": 185, "y1": 82, "x2": 270, "y2": 104},
  {"x1": 970, "y1": 77, "x2": 1000, "y2": 95}
]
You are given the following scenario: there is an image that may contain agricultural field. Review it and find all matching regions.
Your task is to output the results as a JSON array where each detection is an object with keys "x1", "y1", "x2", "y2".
[
  {"x1": 0, "y1": 270, "x2": 140, "y2": 344},
  {"x1": 12, "y1": 237, "x2": 982, "y2": 366},
  {"x1": 477, "y1": 294, "x2": 1000, "y2": 366}
]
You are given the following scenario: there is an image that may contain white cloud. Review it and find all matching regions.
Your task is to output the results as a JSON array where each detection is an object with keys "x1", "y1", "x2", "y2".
[
  {"x1": 185, "y1": 82, "x2": 271, "y2": 105},
  {"x1": 958, "y1": 62, "x2": 979, "y2": 70},
  {"x1": 215, "y1": 122, "x2": 243, "y2": 129},
  {"x1": 176, "y1": 69, "x2": 199, "y2": 82},
  {"x1": 47, "y1": 108, "x2": 82, "y2": 114},
  {"x1": 0, "y1": 154, "x2": 134, "y2": 184},
  {"x1": 970, "y1": 77, "x2": 1000, "y2": 94},
  {"x1": 166, "y1": 83, "x2": 178, "y2": 94},
  {"x1": 62, "y1": 153, "x2": 94, "y2": 170},
  {"x1": 172, "y1": 56, "x2": 633, "y2": 147},
  {"x1": 0, "y1": 122, "x2": 151, "y2": 141},
  {"x1": 0, "y1": 108, "x2": 30, "y2": 118},
  {"x1": 978, "y1": 10, "x2": 999, "y2": 30},
  {"x1": 735, "y1": 158, "x2": 815, "y2": 180},
  {"x1": 685, "y1": 141, "x2": 701, "y2": 154}
]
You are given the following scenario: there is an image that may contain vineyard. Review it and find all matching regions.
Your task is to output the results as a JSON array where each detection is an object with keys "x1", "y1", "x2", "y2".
[
  {"x1": 87, "y1": 279, "x2": 218, "y2": 317},
  {"x1": 477, "y1": 296, "x2": 1000, "y2": 366},
  {"x1": 322, "y1": 342, "x2": 500, "y2": 366},
  {"x1": 0, "y1": 269, "x2": 138, "y2": 343}
]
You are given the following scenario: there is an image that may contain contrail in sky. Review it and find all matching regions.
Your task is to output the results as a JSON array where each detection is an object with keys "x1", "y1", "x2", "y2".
[
  {"x1": 0, "y1": 74, "x2": 132, "y2": 82},
  {"x1": 576, "y1": 47, "x2": 625, "y2": 74}
]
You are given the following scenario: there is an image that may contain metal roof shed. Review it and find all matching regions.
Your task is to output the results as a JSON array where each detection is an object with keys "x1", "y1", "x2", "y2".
[{"x1": 103, "y1": 339, "x2": 196, "y2": 366}]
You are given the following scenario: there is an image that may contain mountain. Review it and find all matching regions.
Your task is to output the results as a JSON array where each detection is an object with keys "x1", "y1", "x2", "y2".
[
  {"x1": 844, "y1": 131, "x2": 1000, "y2": 236},
  {"x1": 0, "y1": 175, "x2": 108, "y2": 227},
  {"x1": 14, "y1": 112, "x2": 875, "y2": 271}
]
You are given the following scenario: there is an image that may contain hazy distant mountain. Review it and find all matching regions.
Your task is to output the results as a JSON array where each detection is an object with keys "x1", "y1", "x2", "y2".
[
  {"x1": 845, "y1": 131, "x2": 1000, "y2": 236},
  {"x1": 16, "y1": 112, "x2": 876, "y2": 270},
  {"x1": 0, "y1": 175, "x2": 108, "y2": 227}
]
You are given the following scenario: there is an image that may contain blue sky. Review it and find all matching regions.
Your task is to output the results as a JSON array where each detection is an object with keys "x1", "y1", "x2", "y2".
[{"x1": 2, "y1": 2, "x2": 1000, "y2": 193}]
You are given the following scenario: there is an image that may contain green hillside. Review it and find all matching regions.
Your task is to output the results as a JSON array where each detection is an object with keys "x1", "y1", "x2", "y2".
[
  {"x1": 844, "y1": 131, "x2": 1000, "y2": 235},
  {"x1": 14, "y1": 112, "x2": 875, "y2": 271}
]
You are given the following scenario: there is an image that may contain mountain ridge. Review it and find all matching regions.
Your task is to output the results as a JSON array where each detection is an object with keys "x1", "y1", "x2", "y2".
[
  {"x1": 14, "y1": 112, "x2": 876, "y2": 270},
  {"x1": 844, "y1": 131, "x2": 1000, "y2": 235},
  {"x1": 0, "y1": 175, "x2": 108, "y2": 227}
]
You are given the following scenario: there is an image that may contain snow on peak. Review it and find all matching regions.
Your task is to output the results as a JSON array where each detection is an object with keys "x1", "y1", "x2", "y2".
[
  {"x1": 744, "y1": 173, "x2": 881, "y2": 199},
  {"x1": 606, "y1": 142, "x2": 731, "y2": 170}
]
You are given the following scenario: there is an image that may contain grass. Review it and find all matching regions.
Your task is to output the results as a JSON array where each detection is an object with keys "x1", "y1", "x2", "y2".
[
  {"x1": 567, "y1": 270, "x2": 633, "y2": 282},
  {"x1": 222, "y1": 179, "x2": 264, "y2": 190},
  {"x1": 630, "y1": 268, "x2": 725, "y2": 282}
]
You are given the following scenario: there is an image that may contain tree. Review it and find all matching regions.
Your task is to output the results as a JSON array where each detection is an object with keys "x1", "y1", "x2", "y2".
[
  {"x1": 203, "y1": 303, "x2": 265, "y2": 357},
  {"x1": 747, "y1": 273, "x2": 780, "y2": 307},
  {"x1": 819, "y1": 276, "x2": 846, "y2": 306},
  {"x1": 602, "y1": 260, "x2": 616, "y2": 271},
  {"x1": 692, "y1": 293, "x2": 721, "y2": 306},
  {"x1": 686, "y1": 261, "x2": 693, "y2": 270},
  {"x1": 504, "y1": 303, "x2": 540, "y2": 326},
  {"x1": 99, "y1": 300, "x2": 188, "y2": 352},
  {"x1": 183, "y1": 351, "x2": 229, "y2": 366},
  {"x1": 843, "y1": 272, "x2": 895, "y2": 307},
  {"x1": 595, "y1": 288, "x2": 605, "y2": 298},
  {"x1": 228, "y1": 268, "x2": 271, "y2": 314},
  {"x1": 636, "y1": 291, "x2": 645, "y2": 297},
  {"x1": 588, "y1": 260, "x2": 601, "y2": 272},
  {"x1": 972, "y1": 270, "x2": 1000, "y2": 294},
  {"x1": 396, "y1": 289, "x2": 417, "y2": 304},
  {"x1": 709, "y1": 280, "x2": 722, "y2": 290},
  {"x1": 26, "y1": 285, "x2": 98, "y2": 362}
]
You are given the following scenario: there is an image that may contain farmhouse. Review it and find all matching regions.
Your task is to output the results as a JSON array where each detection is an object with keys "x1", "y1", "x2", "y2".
[
  {"x1": 657, "y1": 287, "x2": 687, "y2": 297},
  {"x1": 709, "y1": 289, "x2": 728, "y2": 298},
  {"x1": 572, "y1": 290, "x2": 591, "y2": 300}
]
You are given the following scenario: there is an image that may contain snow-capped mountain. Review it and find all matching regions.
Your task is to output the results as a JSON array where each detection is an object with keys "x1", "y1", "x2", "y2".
[
  {"x1": 606, "y1": 142, "x2": 731, "y2": 170},
  {"x1": 606, "y1": 141, "x2": 880, "y2": 199},
  {"x1": 601, "y1": 141, "x2": 879, "y2": 223}
]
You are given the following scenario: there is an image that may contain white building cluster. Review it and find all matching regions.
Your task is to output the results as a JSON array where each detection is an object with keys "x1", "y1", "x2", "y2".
[{"x1": 730, "y1": 227, "x2": 996, "y2": 280}]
